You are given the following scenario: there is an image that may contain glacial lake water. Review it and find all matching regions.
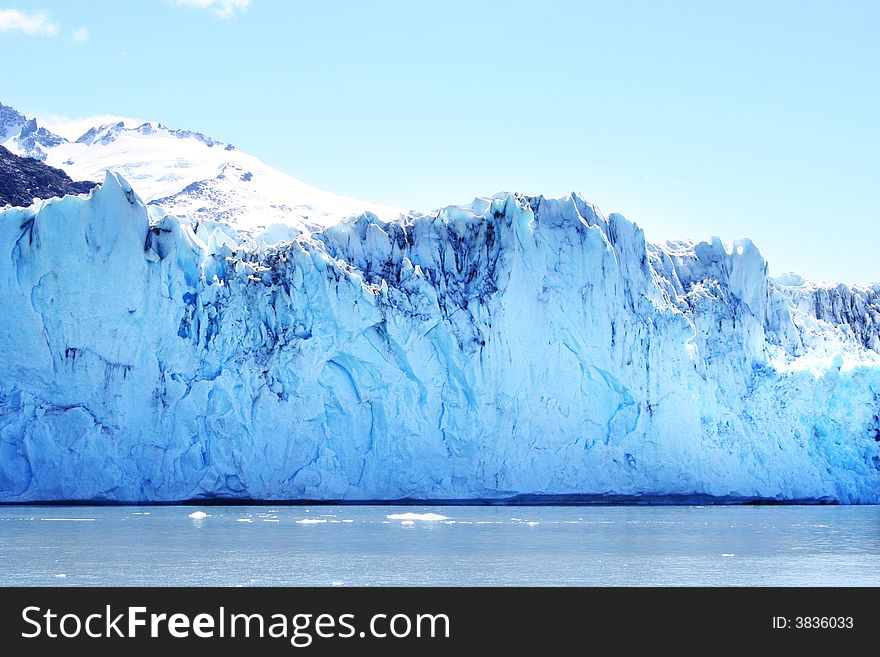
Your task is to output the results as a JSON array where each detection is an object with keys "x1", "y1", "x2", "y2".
[{"x1": 0, "y1": 505, "x2": 878, "y2": 586}]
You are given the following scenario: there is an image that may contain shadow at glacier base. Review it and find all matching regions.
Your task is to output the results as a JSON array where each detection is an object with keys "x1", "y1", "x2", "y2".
[{"x1": 0, "y1": 493, "x2": 843, "y2": 506}]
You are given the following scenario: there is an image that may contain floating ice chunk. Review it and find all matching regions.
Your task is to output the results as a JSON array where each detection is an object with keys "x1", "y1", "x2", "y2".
[
  {"x1": 400, "y1": 520, "x2": 415, "y2": 526},
  {"x1": 386, "y1": 513, "x2": 449, "y2": 522},
  {"x1": 721, "y1": 553, "x2": 735, "y2": 557},
  {"x1": 55, "y1": 573, "x2": 66, "y2": 578},
  {"x1": 236, "y1": 518, "x2": 252, "y2": 523},
  {"x1": 188, "y1": 511, "x2": 208, "y2": 520},
  {"x1": 41, "y1": 518, "x2": 95, "y2": 522},
  {"x1": 296, "y1": 518, "x2": 327, "y2": 524}
]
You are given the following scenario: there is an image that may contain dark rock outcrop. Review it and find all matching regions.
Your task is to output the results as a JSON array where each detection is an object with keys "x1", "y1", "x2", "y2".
[{"x1": 0, "y1": 145, "x2": 96, "y2": 207}]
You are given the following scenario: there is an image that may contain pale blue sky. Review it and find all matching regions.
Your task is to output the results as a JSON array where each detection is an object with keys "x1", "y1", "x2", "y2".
[{"x1": 1, "y1": 0, "x2": 877, "y2": 282}]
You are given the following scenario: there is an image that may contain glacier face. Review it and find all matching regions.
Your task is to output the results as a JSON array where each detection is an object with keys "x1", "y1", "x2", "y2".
[{"x1": 0, "y1": 175, "x2": 879, "y2": 503}]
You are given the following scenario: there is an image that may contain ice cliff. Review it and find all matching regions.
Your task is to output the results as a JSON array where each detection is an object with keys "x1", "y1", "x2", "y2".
[{"x1": 1, "y1": 174, "x2": 878, "y2": 502}]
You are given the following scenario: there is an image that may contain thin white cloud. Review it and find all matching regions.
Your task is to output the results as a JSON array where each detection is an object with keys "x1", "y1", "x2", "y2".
[
  {"x1": 0, "y1": 8, "x2": 60, "y2": 36},
  {"x1": 36, "y1": 113, "x2": 146, "y2": 141},
  {"x1": 72, "y1": 26, "x2": 88, "y2": 44},
  {"x1": 169, "y1": 0, "x2": 251, "y2": 20}
]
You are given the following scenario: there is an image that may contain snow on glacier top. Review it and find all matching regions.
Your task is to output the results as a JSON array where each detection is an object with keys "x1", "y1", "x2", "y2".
[{"x1": 0, "y1": 101, "x2": 402, "y2": 241}]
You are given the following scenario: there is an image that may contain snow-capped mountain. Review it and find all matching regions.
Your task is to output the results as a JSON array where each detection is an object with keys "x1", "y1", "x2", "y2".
[
  {"x1": 0, "y1": 103, "x2": 27, "y2": 142},
  {"x1": 0, "y1": 102, "x2": 401, "y2": 240},
  {"x1": 0, "y1": 173, "x2": 878, "y2": 503}
]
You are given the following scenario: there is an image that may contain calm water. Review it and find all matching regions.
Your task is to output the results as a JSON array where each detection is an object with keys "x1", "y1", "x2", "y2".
[{"x1": 0, "y1": 505, "x2": 878, "y2": 586}]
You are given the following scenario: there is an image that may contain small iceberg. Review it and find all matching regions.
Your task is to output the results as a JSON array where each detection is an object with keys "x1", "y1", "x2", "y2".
[
  {"x1": 386, "y1": 512, "x2": 449, "y2": 522},
  {"x1": 188, "y1": 511, "x2": 208, "y2": 520},
  {"x1": 296, "y1": 518, "x2": 327, "y2": 524}
]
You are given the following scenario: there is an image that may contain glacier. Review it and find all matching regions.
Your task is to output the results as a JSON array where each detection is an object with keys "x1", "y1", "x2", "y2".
[{"x1": 0, "y1": 173, "x2": 878, "y2": 503}]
